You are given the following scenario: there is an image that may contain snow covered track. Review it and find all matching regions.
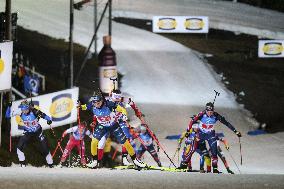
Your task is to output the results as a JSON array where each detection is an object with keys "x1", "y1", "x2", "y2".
[
  {"x1": 1, "y1": 0, "x2": 284, "y2": 181},
  {"x1": 0, "y1": 167, "x2": 284, "y2": 189}
]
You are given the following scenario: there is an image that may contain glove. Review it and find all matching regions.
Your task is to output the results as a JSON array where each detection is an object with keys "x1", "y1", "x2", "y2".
[
  {"x1": 225, "y1": 144, "x2": 230, "y2": 150},
  {"x1": 47, "y1": 120, "x2": 52, "y2": 125},
  {"x1": 8, "y1": 101, "x2": 12, "y2": 107},
  {"x1": 235, "y1": 131, "x2": 242, "y2": 137},
  {"x1": 184, "y1": 132, "x2": 190, "y2": 138},
  {"x1": 81, "y1": 104, "x2": 87, "y2": 111},
  {"x1": 90, "y1": 122, "x2": 96, "y2": 128},
  {"x1": 157, "y1": 146, "x2": 160, "y2": 152},
  {"x1": 223, "y1": 139, "x2": 230, "y2": 150}
]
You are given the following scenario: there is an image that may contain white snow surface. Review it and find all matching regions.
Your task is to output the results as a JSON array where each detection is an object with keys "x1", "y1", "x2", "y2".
[
  {"x1": 1, "y1": 166, "x2": 284, "y2": 189},
  {"x1": 112, "y1": 0, "x2": 284, "y2": 39},
  {"x1": 0, "y1": 0, "x2": 238, "y2": 107},
  {"x1": 1, "y1": 0, "x2": 284, "y2": 178}
]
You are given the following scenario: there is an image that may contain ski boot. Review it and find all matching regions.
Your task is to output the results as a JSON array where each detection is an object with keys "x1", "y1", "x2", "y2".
[
  {"x1": 81, "y1": 163, "x2": 87, "y2": 168},
  {"x1": 105, "y1": 154, "x2": 114, "y2": 168},
  {"x1": 122, "y1": 155, "x2": 133, "y2": 166},
  {"x1": 19, "y1": 161, "x2": 26, "y2": 168},
  {"x1": 199, "y1": 167, "x2": 206, "y2": 173},
  {"x1": 157, "y1": 162, "x2": 162, "y2": 167},
  {"x1": 133, "y1": 157, "x2": 146, "y2": 168},
  {"x1": 92, "y1": 160, "x2": 103, "y2": 169},
  {"x1": 86, "y1": 159, "x2": 97, "y2": 168},
  {"x1": 227, "y1": 168, "x2": 234, "y2": 174},
  {"x1": 47, "y1": 164, "x2": 54, "y2": 168},
  {"x1": 56, "y1": 162, "x2": 63, "y2": 168},
  {"x1": 213, "y1": 168, "x2": 222, "y2": 174},
  {"x1": 186, "y1": 166, "x2": 193, "y2": 172},
  {"x1": 178, "y1": 162, "x2": 187, "y2": 169}
]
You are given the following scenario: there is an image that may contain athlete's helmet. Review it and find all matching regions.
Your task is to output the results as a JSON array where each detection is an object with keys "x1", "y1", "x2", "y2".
[
  {"x1": 205, "y1": 102, "x2": 214, "y2": 111},
  {"x1": 18, "y1": 100, "x2": 30, "y2": 111}
]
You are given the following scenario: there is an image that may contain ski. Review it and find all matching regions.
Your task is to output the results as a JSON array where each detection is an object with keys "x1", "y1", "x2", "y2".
[
  {"x1": 113, "y1": 165, "x2": 136, "y2": 170},
  {"x1": 113, "y1": 165, "x2": 189, "y2": 172}
]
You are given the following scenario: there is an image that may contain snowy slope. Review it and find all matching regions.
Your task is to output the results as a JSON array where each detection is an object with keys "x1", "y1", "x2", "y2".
[
  {"x1": 0, "y1": 0, "x2": 284, "y2": 176},
  {"x1": 112, "y1": 0, "x2": 284, "y2": 39},
  {"x1": 0, "y1": 0, "x2": 237, "y2": 107}
]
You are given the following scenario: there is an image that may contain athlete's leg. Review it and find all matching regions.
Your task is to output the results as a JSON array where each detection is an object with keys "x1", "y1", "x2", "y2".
[
  {"x1": 61, "y1": 137, "x2": 76, "y2": 163},
  {"x1": 112, "y1": 123, "x2": 146, "y2": 167},
  {"x1": 207, "y1": 133, "x2": 218, "y2": 173},
  {"x1": 147, "y1": 144, "x2": 162, "y2": 167},
  {"x1": 17, "y1": 133, "x2": 32, "y2": 166},
  {"x1": 36, "y1": 128, "x2": 53, "y2": 166}
]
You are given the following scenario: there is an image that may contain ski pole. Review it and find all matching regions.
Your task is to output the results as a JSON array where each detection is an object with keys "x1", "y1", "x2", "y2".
[
  {"x1": 143, "y1": 121, "x2": 176, "y2": 168},
  {"x1": 9, "y1": 129, "x2": 12, "y2": 153},
  {"x1": 126, "y1": 122, "x2": 148, "y2": 151},
  {"x1": 77, "y1": 103, "x2": 83, "y2": 163},
  {"x1": 52, "y1": 137, "x2": 64, "y2": 158},
  {"x1": 239, "y1": 137, "x2": 243, "y2": 165},
  {"x1": 169, "y1": 144, "x2": 180, "y2": 168},
  {"x1": 79, "y1": 139, "x2": 84, "y2": 163},
  {"x1": 52, "y1": 140, "x2": 62, "y2": 158},
  {"x1": 148, "y1": 126, "x2": 176, "y2": 167},
  {"x1": 213, "y1": 90, "x2": 220, "y2": 105},
  {"x1": 177, "y1": 141, "x2": 182, "y2": 166},
  {"x1": 50, "y1": 126, "x2": 64, "y2": 154},
  {"x1": 169, "y1": 137, "x2": 183, "y2": 167},
  {"x1": 132, "y1": 132, "x2": 148, "y2": 151},
  {"x1": 139, "y1": 114, "x2": 176, "y2": 166},
  {"x1": 226, "y1": 148, "x2": 241, "y2": 174},
  {"x1": 177, "y1": 148, "x2": 180, "y2": 166},
  {"x1": 77, "y1": 101, "x2": 81, "y2": 125},
  {"x1": 130, "y1": 101, "x2": 177, "y2": 167},
  {"x1": 112, "y1": 145, "x2": 119, "y2": 160},
  {"x1": 52, "y1": 144, "x2": 59, "y2": 158}
]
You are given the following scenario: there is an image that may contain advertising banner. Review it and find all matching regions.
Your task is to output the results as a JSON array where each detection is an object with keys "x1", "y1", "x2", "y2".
[
  {"x1": 153, "y1": 16, "x2": 209, "y2": 33},
  {"x1": 0, "y1": 41, "x2": 13, "y2": 91},
  {"x1": 258, "y1": 40, "x2": 284, "y2": 58}
]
